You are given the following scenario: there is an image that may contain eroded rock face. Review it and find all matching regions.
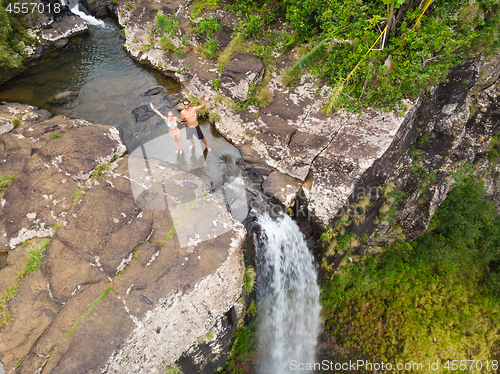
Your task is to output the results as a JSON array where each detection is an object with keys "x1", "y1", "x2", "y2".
[
  {"x1": 220, "y1": 53, "x2": 265, "y2": 102},
  {"x1": 0, "y1": 103, "x2": 246, "y2": 374}
]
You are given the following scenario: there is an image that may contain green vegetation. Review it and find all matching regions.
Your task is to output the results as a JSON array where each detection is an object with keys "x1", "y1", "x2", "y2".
[
  {"x1": 409, "y1": 144, "x2": 437, "y2": 194},
  {"x1": 162, "y1": 198, "x2": 197, "y2": 246},
  {"x1": 489, "y1": 133, "x2": 500, "y2": 164},
  {"x1": 164, "y1": 363, "x2": 183, "y2": 374},
  {"x1": 0, "y1": 240, "x2": 50, "y2": 326},
  {"x1": 223, "y1": 319, "x2": 257, "y2": 373},
  {"x1": 221, "y1": 0, "x2": 500, "y2": 112},
  {"x1": 197, "y1": 329, "x2": 215, "y2": 344},
  {"x1": 72, "y1": 185, "x2": 86, "y2": 204},
  {"x1": 137, "y1": 43, "x2": 153, "y2": 53},
  {"x1": 11, "y1": 117, "x2": 19, "y2": 126},
  {"x1": 48, "y1": 132, "x2": 60, "y2": 141},
  {"x1": 155, "y1": 12, "x2": 179, "y2": 37},
  {"x1": 211, "y1": 77, "x2": 220, "y2": 89},
  {"x1": 242, "y1": 266, "x2": 256, "y2": 296},
  {"x1": 90, "y1": 155, "x2": 118, "y2": 180},
  {"x1": 0, "y1": 173, "x2": 15, "y2": 190},
  {"x1": 202, "y1": 38, "x2": 218, "y2": 59},
  {"x1": 196, "y1": 16, "x2": 221, "y2": 38},
  {"x1": 160, "y1": 36, "x2": 175, "y2": 52},
  {"x1": 0, "y1": 1, "x2": 35, "y2": 80},
  {"x1": 125, "y1": 1, "x2": 134, "y2": 11},
  {"x1": 321, "y1": 176, "x2": 500, "y2": 365},
  {"x1": 191, "y1": 0, "x2": 217, "y2": 19},
  {"x1": 208, "y1": 111, "x2": 221, "y2": 124}
]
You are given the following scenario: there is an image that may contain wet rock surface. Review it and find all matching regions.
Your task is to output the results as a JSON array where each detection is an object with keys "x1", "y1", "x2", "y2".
[
  {"x1": 47, "y1": 90, "x2": 78, "y2": 105},
  {"x1": 0, "y1": 103, "x2": 246, "y2": 374},
  {"x1": 132, "y1": 104, "x2": 155, "y2": 122}
]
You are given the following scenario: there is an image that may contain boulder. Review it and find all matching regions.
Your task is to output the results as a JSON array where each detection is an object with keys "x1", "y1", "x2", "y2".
[
  {"x1": 220, "y1": 53, "x2": 265, "y2": 102},
  {"x1": 40, "y1": 15, "x2": 89, "y2": 42},
  {"x1": 132, "y1": 105, "x2": 155, "y2": 122},
  {"x1": 47, "y1": 91, "x2": 79, "y2": 105},
  {"x1": 54, "y1": 38, "x2": 69, "y2": 49},
  {"x1": 143, "y1": 87, "x2": 163, "y2": 96},
  {"x1": 262, "y1": 170, "x2": 303, "y2": 207}
]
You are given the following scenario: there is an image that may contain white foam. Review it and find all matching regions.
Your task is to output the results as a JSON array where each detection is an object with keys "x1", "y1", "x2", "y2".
[{"x1": 70, "y1": 5, "x2": 105, "y2": 27}]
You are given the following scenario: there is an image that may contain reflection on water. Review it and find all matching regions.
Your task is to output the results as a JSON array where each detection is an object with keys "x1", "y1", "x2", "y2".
[{"x1": 0, "y1": 18, "x2": 242, "y2": 193}]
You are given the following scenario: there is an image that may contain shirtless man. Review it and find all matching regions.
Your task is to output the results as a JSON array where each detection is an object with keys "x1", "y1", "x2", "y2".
[{"x1": 181, "y1": 95, "x2": 211, "y2": 152}]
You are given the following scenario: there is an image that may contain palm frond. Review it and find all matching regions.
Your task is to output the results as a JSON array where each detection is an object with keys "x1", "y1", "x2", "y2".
[
  {"x1": 288, "y1": 38, "x2": 330, "y2": 75},
  {"x1": 325, "y1": 85, "x2": 344, "y2": 115}
]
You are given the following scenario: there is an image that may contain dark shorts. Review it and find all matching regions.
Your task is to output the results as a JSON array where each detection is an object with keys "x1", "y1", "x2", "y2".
[{"x1": 186, "y1": 125, "x2": 205, "y2": 140}]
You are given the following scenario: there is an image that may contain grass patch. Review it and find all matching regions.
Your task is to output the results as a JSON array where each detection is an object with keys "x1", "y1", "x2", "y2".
[
  {"x1": 160, "y1": 36, "x2": 175, "y2": 52},
  {"x1": 11, "y1": 118, "x2": 20, "y2": 127},
  {"x1": 48, "y1": 132, "x2": 60, "y2": 141},
  {"x1": 208, "y1": 111, "x2": 221, "y2": 124},
  {"x1": 164, "y1": 363, "x2": 183, "y2": 374},
  {"x1": 90, "y1": 155, "x2": 118, "y2": 180},
  {"x1": 488, "y1": 133, "x2": 500, "y2": 164},
  {"x1": 72, "y1": 185, "x2": 87, "y2": 204},
  {"x1": 0, "y1": 240, "x2": 50, "y2": 327},
  {"x1": 217, "y1": 34, "x2": 250, "y2": 70},
  {"x1": 190, "y1": 0, "x2": 217, "y2": 19},
  {"x1": 137, "y1": 43, "x2": 153, "y2": 54},
  {"x1": 0, "y1": 174, "x2": 16, "y2": 190}
]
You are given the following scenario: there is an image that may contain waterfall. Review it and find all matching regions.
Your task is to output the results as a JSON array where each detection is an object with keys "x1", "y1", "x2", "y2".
[
  {"x1": 255, "y1": 213, "x2": 322, "y2": 374},
  {"x1": 70, "y1": 4, "x2": 105, "y2": 26}
]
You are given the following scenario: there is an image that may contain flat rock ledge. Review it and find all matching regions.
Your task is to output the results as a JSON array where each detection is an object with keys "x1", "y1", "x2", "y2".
[
  {"x1": 0, "y1": 103, "x2": 246, "y2": 374},
  {"x1": 40, "y1": 15, "x2": 89, "y2": 43}
]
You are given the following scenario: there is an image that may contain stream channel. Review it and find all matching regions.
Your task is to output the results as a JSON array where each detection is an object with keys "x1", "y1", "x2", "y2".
[{"x1": 0, "y1": 17, "x2": 322, "y2": 373}]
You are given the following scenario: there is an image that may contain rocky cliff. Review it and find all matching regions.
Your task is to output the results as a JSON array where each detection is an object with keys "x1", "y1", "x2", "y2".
[
  {"x1": 0, "y1": 103, "x2": 246, "y2": 373},
  {"x1": 112, "y1": 0, "x2": 500, "y2": 245}
]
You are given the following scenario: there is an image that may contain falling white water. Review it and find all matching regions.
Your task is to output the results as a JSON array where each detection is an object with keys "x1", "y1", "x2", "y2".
[
  {"x1": 255, "y1": 213, "x2": 322, "y2": 374},
  {"x1": 70, "y1": 5, "x2": 105, "y2": 26}
]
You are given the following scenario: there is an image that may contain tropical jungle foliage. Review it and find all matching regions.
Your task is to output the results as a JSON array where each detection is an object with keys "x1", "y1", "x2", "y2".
[
  {"x1": 321, "y1": 175, "x2": 500, "y2": 366},
  {"x1": 0, "y1": 0, "x2": 35, "y2": 79},
  {"x1": 223, "y1": 0, "x2": 500, "y2": 111}
]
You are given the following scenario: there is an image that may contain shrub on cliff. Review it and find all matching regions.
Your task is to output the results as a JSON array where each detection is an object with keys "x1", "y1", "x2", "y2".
[
  {"x1": 224, "y1": 0, "x2": 500, "y2": 111},
  {"x1": 321, "y1": 176, "x2": 500, "y2": 365},
  {"x1": 0, "y1": 2, "x2": 34, "y2": 79}
]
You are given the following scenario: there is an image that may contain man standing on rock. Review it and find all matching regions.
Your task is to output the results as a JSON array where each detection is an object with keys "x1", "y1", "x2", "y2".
[{"x1": 181, "y1": 95, "x2": 211, "y2": 152}]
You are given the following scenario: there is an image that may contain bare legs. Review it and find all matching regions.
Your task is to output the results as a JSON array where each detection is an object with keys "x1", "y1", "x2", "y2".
[
  {"x1": 188, "y1": 138, "x2": 211, "y2": 151},
  {"x1": 201, "y1": 137, "x2": 211, "y2": 152},
  {"x1": 170, "y1": 132, "x2": 183, "y2": 154}
]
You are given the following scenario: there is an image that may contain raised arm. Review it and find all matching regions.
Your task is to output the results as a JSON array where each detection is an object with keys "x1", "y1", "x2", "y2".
[
  {"x1": 149, "y1": 103, "x2": 168, "y2": 122},
  {"x1": 193, "y1": 95, "x2": 210, "y2": 111}
]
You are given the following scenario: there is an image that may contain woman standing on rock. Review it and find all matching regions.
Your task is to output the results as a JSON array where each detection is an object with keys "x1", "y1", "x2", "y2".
[{"x1": 150, "y1": 103, "x2": 184, "y2": 154}]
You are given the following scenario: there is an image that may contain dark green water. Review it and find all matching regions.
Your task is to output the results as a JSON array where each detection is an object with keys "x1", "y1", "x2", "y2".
[{"x1": 0, "y1": 19, "x2": 242, "y2": 191}]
